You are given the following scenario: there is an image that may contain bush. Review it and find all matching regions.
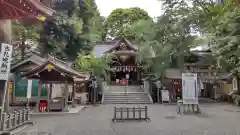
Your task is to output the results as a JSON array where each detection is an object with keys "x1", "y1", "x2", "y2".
[{"x1": 232, "y1": 94, "x2": 240, "y2": 106}]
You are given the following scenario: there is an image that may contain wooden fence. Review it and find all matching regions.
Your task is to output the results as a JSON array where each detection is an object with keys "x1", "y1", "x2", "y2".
[
  {"x1": 1, "y1": 108, "x2": 32, "y2": 132},
  {"x1": 112, "y1": 106, "x2": 150, "y2": 122}
]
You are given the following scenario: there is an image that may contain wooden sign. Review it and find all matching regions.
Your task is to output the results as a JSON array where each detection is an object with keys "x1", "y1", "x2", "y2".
[
  {"x1": 0, "y1": 43, "x2": 13, "y2": 80},
  {"x1": 161, "y1": 90, "x2": 170, "y2": 103},
  {"x1": 182, "y1": 73, "x2": 198, "y2": 105},
  {"x1": 27, "y1": 80, "x2": 33, "y2": 99},
  {"x1": 232, "y1": 77, "x2": 238, "y2": 91}
]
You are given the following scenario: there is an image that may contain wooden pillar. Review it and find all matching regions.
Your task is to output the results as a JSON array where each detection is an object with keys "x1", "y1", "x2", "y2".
[
  {"x1": 72, "y1": 83, "x2": 76, "y2": 107},
  {"x1": 64, "y1": 82, "x2": 69, "y2": 111},
  {"x1": 46, "y1": 84, "x2": 50, "y2": 112},
  {"x1": 36, "y1": 81, "x2": 42, "y2": 112},
  {"x1": 46, "y1": 83, "x2": 53, "y2": 112},
  {"x1": 46, "y1": 84, "x2": 49, "y2": 112},
  {"x1": 0, "y1": 20, "x2": 12, "y2": 113},
  {"x1": 107, "y1": 71, "x2": 111, "y2": 85},
  {"x1": 0, "y1": 80, "x2": 5, "y2": 121},
  {"x1": 49, "y1": 84, "x2": 53, "y2": 100},
  {"x1": 0, "y1": 20, "x2": 12, "y2": 44},
  {"x1": 137, "y1": 68, "x2": 140, "y2": 83},
  {"x1": 4, "y1": 81, "x2": 9, "y2": 112}
]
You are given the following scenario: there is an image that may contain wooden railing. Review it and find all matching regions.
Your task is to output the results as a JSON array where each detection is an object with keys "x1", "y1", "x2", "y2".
[
  {"x1": 112, "y1": 106, "x2": 150, "y2": 122},
  {"x1": 1, "y1": 109, "x2": 32, "y2": 132}
]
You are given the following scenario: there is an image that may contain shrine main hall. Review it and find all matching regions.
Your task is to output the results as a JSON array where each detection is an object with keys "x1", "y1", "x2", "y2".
[{"x1": 93, "y1": 37, "x2": 142, "y2": 85}]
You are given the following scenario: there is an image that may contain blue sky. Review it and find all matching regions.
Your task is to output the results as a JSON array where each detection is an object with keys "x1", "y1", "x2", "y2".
[{"x1": 95, "y1": 0, "x2": 163, "y2": 18}]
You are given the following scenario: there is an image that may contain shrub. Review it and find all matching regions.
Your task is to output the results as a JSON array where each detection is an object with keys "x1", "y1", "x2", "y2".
[{"x1": 232, "y1": 94, "x2": 240, "y2": 106}]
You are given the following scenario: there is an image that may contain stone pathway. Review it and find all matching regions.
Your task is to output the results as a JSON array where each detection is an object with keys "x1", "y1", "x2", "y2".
[{"x1": 14, "y1": 103, "x2": 240, "y2": 135}]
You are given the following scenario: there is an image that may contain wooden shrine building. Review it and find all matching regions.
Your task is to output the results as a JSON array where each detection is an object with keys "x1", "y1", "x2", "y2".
[
  {"x1": 21, "y1": 55, "x2": 88, "y2": 112},
  {"x1": 93, "y1": 37, "x2": 142, "y2": 85}
]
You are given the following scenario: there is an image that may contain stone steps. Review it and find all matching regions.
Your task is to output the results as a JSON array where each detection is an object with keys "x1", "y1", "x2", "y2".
[
  {"x1": 102, "y1": 92, "x2": 153, "y2": 104},
  {"x1": 102, "y1": 85, "x2": 152, "y2": 104}
]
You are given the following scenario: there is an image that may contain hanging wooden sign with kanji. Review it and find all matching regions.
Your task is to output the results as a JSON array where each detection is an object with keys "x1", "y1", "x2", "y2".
[{"x1": 0, "y1": 43, "x2": 13, "y2": 80}]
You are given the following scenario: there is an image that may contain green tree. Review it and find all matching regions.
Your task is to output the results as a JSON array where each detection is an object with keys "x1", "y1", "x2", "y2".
[
  {"x1": 105, "y1": 7, "x2": 151, "y2": 40},
  {"x1": 40, "y1": 12, "x2": 84, "y2": 60},
  {"x1": 211, "y1": 6, "x2": 240, "y2": 75},
  {"x1": 131, "y1": 1, "x2": 200, "y2": 80},
  {"x1": 78, "y1": 0, "x2": 104, "y2": 43},
  {"x1": 76, "y1": 52, "x2": 114, "y2": 80},
  {"x1": 130, "y1": 19, "x2": 173, "y2": 82},
  {"x1": 39, "y1": 0, "x2": 104, "y2": 60},
  {"x1": 12, "y1": 20, "x2": 41, "y2": 42},
  {"x1": 187, "y1": 0, "x2": 238, "y2": 72}
]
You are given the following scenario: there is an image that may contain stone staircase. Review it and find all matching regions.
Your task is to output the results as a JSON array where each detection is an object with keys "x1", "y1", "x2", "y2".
[{"x1": 102, "y1": 85, "x2": 153, "y2": 104}]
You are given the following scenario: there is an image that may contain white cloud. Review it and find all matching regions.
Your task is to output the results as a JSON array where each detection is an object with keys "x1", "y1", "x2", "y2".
[{"x1": 95, "y1": 0, "x2": 163, "y2": 18}]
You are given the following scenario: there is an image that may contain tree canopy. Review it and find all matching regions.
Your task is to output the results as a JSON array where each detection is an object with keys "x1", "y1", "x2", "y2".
[
  {"x1": 129, "y1": 0, "x2": 201, "y2": 79},
  {"x1": 105, "y1": 7, "x2": 151, "y2": 40},
  {"x1": 39, "y1": 0, "x2": 103, "y2": 60}
]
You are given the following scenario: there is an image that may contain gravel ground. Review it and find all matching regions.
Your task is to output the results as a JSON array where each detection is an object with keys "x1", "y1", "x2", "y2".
[{"x1": 14, "y1": 103, "x2": 240, "y2": 135}]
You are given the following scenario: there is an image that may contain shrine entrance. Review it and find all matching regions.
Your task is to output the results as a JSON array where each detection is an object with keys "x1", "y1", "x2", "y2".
[
  {"x1": 108, "y1": 54, "x2": 142, "y2": 85},
  {"x1": 110, "y1": 66, "x2": 140, "y2": 85}
]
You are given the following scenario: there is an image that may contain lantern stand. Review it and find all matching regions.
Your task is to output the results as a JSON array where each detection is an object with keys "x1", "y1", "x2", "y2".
[
  {"x1": 156, "y1": 80, "x2": 161, "y2": 103},
  {"x1": 125, "y1": 74, "x2": 129, "y2": 104},
  {"x1": 90, "y1": 73, "x2": 97, "y2": 104}
]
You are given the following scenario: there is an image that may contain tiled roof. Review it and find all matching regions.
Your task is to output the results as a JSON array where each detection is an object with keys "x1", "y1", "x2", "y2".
[
  {"x1": 93, "y1": 45, "x2": 112, "y2": 58},
  {"x1": 93, "y1": 37, "x2": 138, "y2": 58},
  {"x1": 22, "y1": 55, "x2": 88, "y2": 80},
  {"x1": 11, "y1": 52, "x2": 46, "y2": 72}
]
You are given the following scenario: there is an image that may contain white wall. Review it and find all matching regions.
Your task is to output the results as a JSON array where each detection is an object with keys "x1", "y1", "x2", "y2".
[{"x1": 51, "y1": 84, "x2": 73, "y2": 98}]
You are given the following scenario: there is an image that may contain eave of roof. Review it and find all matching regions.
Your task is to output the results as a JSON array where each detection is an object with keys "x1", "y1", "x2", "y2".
[
  {"x1": 104, "y1": 37, "x2": 137, "y2": 53},
  {"x1": 111, "y1": 51, "x2": 138, "y2": 56},
  {"x1": 22, "y1": 57, "x2": 88, "y2": 80},
  {"x1": 11, "y1": 53, "x2": 46, "y2": 72},
  {"x1": 0, "y1": 0, "x2": 54, "y2": 20}
]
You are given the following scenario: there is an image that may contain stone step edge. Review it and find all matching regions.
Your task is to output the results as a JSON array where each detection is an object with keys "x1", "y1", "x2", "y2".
[{"x1": 104, "y1": 92, "x2": 148, "y2": 94}]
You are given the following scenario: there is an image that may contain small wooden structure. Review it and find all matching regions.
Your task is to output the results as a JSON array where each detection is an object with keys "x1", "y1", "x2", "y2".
[
  {"x1": 21, "y1": 55, "x2": 88, "y2": 112},
  {"x1": 112, "y1": 106, "x2": 150, "y2": 122},
  {"x1": 1, "y1": 108, "x2": 32, "y2": 132}
]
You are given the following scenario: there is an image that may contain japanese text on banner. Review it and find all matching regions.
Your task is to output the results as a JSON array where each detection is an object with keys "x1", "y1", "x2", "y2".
[{"x1": 0, "y1": 43, "x2": 13, "y2": 80}]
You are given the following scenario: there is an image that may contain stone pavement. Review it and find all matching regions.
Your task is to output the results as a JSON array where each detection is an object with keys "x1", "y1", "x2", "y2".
[{"x1": 14, "y1": 103, "x2": 240, "y2": 135}]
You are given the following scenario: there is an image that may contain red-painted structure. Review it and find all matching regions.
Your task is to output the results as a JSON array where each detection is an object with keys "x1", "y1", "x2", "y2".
[{"x1": 0, "y1": 0, "x2": 54, "y2": 20}]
